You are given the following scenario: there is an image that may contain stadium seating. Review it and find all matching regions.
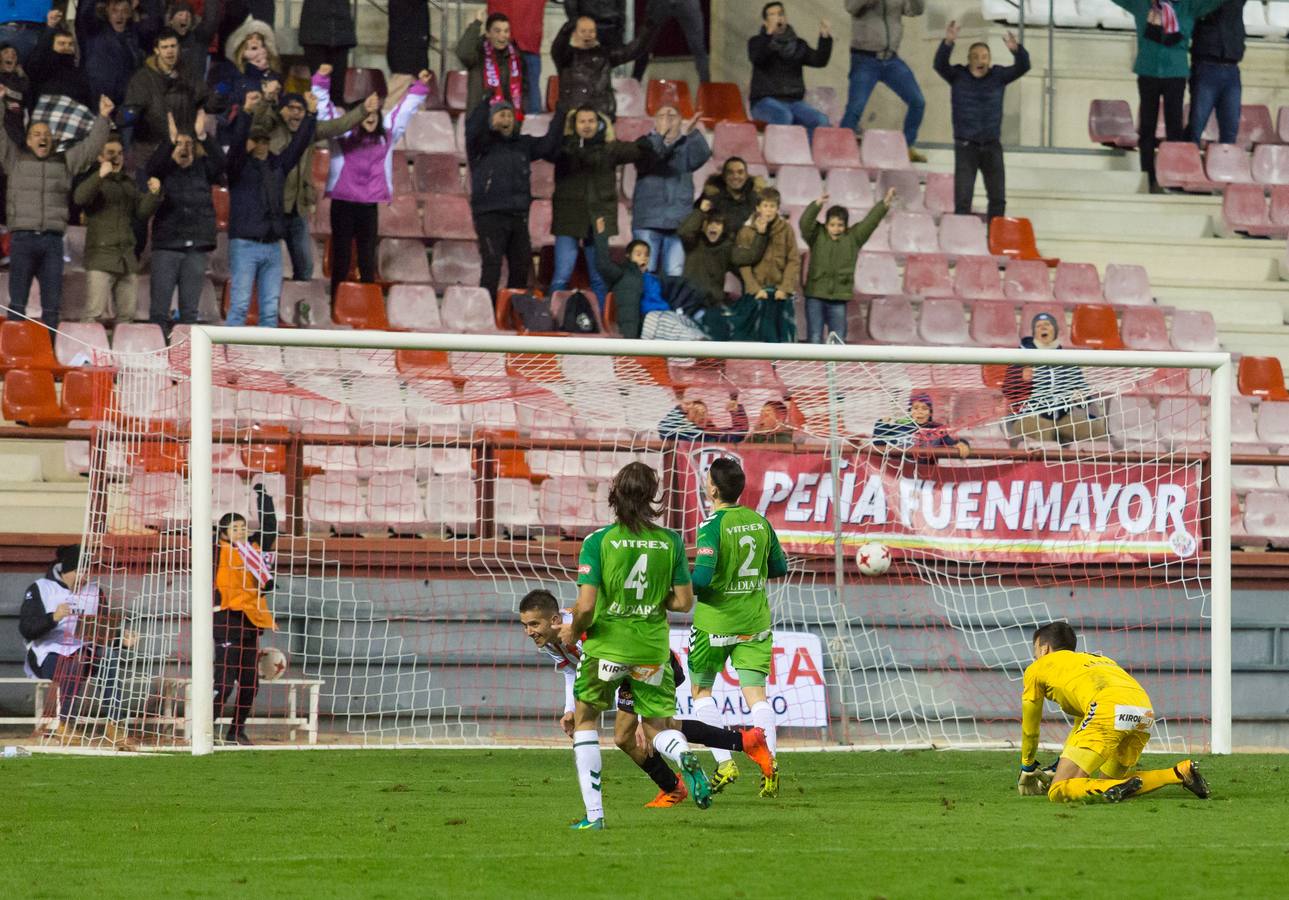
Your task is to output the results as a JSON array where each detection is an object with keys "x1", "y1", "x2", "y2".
[
  {"x1": 989, "y1": 217, "x2": 1058, "y2": 264},
  {"x1": 953, "y1": 257, "x2": 1004, "y2": 300},
  {"x1": 1236, "y1": 104, "x2": 1276, "y2": 149},
  {"x1": 378, "y1": 238, "x2": 432, "y2": 282},
  {"x1": 1222, "y1": 183, "x2": 1286, "y2": 237},
  {"x1": 824, "y1": 167, "x2": 873, "y2": 209},
  {"x1": 876, "y1": 169, "x2": 923, "y2": 212},
  {"x1": 379, "y1": 195, "x2": 426, "y2": 238},
  {"x1": 1155, "y1": 142, "x2": 1219, "y2": 192},
  {"x1": 1171, "y1": 310, "x2": 1219, "y2": 351},
  {"x1": 211, "y1": 186, "x2": 230, "y2": 230},
  {"x1": 904, "y1": 255, "x2": 954, "y2": 298},
  {"x1": 1120, "y1": 307, "x2": 1169, "y2": 350},
  {"x1": 1205, "y1": 144, "x2": 1254, "y2": 184},
  {"x1": 60, "y1": 367, "x2": 115, "y2": 422},
  {"x1": 889, "y1": 211, "x2": 940, "y2": 256},
  {"x1": 711, "y1": 121, "x2": 764, "y2": 165},
  {"x1": 1101, "y1": 263, "x2": 1153, "y2": 306},
  {"x1": 867, "y1": 295, "x2": 918, "y2": 344},
  {"x1": 695, "y1": 82, "x2": 748, "y2": 128},
  {"x1": 612, "y1": 116, "x2": 653, "y2": 142},
  {"x1": 1239, "y1": 356, "x2": 1289, "y2": 400},
  {"x1": 613, "y1": 76, "x2": 645, "y2": 117},
  {"x1": 918, "y1": 299, "x2": 970, "y2": 345},
  {"x1": 402, "y1": 111, "x2": 460, "y2": 156},
  {"x1": 969, "y1": 300, "x2": 1018, "y2": 346},
  {"x1": 0, "y1": 322, "x2": 60, "y2": 372},
  {"x1": 332, "y1": 282, "x2": 389, "y2": 330},
  {"x1": 923, "y1": 172, "x2": 954, "y2": 216},
  {"x1": 54, "y1": 323, "x2": 110, "y2": 367},
  {"x1": 811, "y1": 127, "x2": 861, "y2": 170},
  {"x1": 1053, "y1": 263, "x2": 1104, "y2": 304},
  {"x1": 423, "y1": 194, "x2": 476, "y2": 240},
  {"x1": 530, "y1": 159, "x2": 555, "y2": 199},
  {"x1": 938, "y1": 215, "x2": 990, "y2": 258},
  {"x1": 443, "y1": 286, "x2": 502, "y2": 334},
  {"x1": 387, "y1": 284, "x2": 441, "y2": 331},
  {"x1": 1088, "y1": 99, "x2": 1137, "y2": 148},
  {"x1": 859, "y1": 130, "x2": 910, "y2": 169},
  {"x1": 853, "y1": 252, "x2": 902, "y2": 296},
  {"x1": 764, "y1": 125, "x2": 812, "y2": 168},
  {"x1": 412, "y1": 153, "x2": 465, "y2": 195},
  {"x1": 775, "y1": 165, "x2": 823, "y2": 207},
  {"x1": 645, "y1": 79, "x2": 694, "y2": 118},
  {"x1": 1252, "y1": 144, "x2": 1289, "y2": 184},
  {"x1": 443, "y1": 70, "x2": 468, "y2": 112},
  {"x1": 2, "y1": 369, "x2": 69, "y2": 426},
  {"x1": 1003, "y1": 259, "x2": 1054, "y2": 302},
  {"x1": 344, "y1": 67, "x2": 387, "y2": 105},
  {"x1": 278, "y1": 282, "x2": 332, "y2": 328}
]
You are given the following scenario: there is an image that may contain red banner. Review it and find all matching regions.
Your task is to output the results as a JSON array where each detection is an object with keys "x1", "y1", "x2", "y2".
[{"x1": 678, "y1": 446, "x2": 1204, "y2": 563}]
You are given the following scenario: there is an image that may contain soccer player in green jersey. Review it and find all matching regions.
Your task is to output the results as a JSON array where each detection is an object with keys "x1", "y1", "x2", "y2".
[
  {"x1": 558, "y1": 462, "x2": 713, "y2": 830},
  {"x1": 689, "y1": 456, "x2": 789, "y2": 798}
]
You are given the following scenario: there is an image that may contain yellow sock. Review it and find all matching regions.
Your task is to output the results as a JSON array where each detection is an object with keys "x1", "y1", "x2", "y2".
[
  {"x1": 1048, "y1": 777, "x2": 1130, "y2": 803},
  {"x1": 1133, "y1": 767, "x2": 1182, "y2": 796}
]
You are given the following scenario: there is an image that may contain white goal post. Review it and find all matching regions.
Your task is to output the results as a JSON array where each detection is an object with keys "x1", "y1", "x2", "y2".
[{"x1": 185, "y1": 327, "x2": 1233, "y2": 757}]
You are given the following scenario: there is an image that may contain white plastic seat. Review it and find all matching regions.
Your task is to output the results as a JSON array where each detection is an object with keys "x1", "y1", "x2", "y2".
[
  {"x1": 378, "y1": 238, "x2": 432, "y2": 283},
  {"x1": 442, "y1": 286, "x2": 502, "y2": 334},
  {"x1": 54, "y1": 322, "x2": 111, "y2": 367},
  {"x1": 367, "y1": 472, "x2": 427, "y2": 531},
  {"x1": 493, "y1": 477, "x2": 540, "y2": 535},
  {"x1": 305, "y1": 473, "x2": 369, "y2": 533},
  {"x1": 425, "y1": 475, "x2": 477, "y2": 534}
]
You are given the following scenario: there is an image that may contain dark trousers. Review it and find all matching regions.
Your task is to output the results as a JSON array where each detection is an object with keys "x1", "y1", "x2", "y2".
[
  {"x1": 29, "y1": 649, "x2": 85, "y2": 720},
  {"x1": 150, "y1": 248, "x2": 208, "y2": 327},
  {"x1": 303, "y1": 45, "x2": 349, "y2": 106},
  {"x1": 631, "y1": 0, "x2": 711, "y2": 83},
  {"x1": 8, "y1": 230, "x2": 65, "y2": 328},
  {"x1": 1188, "y1": 60, "x2": 1241, "y2": 145},
  {"x1": 213, "y1": 609, "x2": 260, "y2": 733},
  {"x1": 474, "y1": 210, "x2": 531, "y2": 301},
  {"x1": 329, "y1": 199, "x2": 379, "y2": 295},
  {"x1": 953, "y1": 138, "x2": 1006, "y2": 220},
  {"x1": 1137, "y1": 75, "x2": 1186, "y2": 185}
]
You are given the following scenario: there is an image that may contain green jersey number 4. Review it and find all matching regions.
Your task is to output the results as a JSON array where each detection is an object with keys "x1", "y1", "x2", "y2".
[{"x1": 624, "y1": 553, "x2": 649, "y2": 600}]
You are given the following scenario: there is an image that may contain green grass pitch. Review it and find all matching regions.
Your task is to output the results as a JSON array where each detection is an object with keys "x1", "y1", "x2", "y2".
[{"x1": 4, "y1": 749, "x2": 1285, "y2": 899}]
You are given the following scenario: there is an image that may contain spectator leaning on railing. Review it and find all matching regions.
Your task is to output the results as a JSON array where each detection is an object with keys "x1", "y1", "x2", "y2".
[
  {"x1": 933, "y1": 20, "x2": 1029, "y2": 222},
  {"x1": 0, "y1": 87, "x2": 111, "y2": 328}
]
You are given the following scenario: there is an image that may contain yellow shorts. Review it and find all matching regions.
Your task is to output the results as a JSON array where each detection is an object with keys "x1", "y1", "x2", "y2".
[{"x1": 1061, "y1": 692, "x2": 1155, "y2": 777}]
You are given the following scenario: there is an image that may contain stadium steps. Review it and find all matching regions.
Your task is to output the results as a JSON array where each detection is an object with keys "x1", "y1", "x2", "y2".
[{"x1": 0, "y1": 482, "x2": 89, "y2": 533}]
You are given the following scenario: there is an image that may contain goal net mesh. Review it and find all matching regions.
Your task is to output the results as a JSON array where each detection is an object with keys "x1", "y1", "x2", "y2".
[{"x1": 52, "y1": 336, "x2": 1217, "y2": 752}]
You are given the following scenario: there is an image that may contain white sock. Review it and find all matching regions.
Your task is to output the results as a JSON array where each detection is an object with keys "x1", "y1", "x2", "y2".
[
  {"x1": 572, "y1": 730, "x2": 604, "y2": 821},
  {"x1": 652, "y1": 728, "x2": 691, "y2": 769},
  {"x1": 751, "y1": 700, "x2": 777, "y2": 756},
  {"x1": 692, "y1": 695, "x2": 733, "y2": 764}
]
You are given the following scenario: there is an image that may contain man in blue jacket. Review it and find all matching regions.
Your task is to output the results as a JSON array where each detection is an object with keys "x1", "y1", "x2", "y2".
[
  {"x1": 224, "y1": 90, "x2": 316, "y2": 327},
  {"x1": 933, "y1": 20, "x2": 1029, "y2": 221}
]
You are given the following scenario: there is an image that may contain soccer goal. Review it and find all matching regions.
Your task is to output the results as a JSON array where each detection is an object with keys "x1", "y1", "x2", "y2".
[{"x1": 63, "y1": 328, "x2": 1231, "y2": 756}]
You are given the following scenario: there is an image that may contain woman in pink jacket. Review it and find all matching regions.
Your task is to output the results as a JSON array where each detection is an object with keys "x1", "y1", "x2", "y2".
[{"x1": 311, "y1": 65, "x2": 430, "y2": 297}]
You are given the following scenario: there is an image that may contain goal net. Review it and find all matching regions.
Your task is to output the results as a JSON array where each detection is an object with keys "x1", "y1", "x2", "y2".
[{"x1": 52, "y1": 330, "x2": 1231, "y2": 755}]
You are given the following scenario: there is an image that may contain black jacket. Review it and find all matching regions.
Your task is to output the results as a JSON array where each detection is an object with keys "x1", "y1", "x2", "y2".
[
  {"x1": 747, "y1": 26, "x2": 831, "y2": 103},
  {"x1": 175, "y1": 0, "x2": 222, "y2": 86},
  {"x1": 550, "y1": 18, "x2": 654, "y2": 119},
  {"x1": 387, "y1": 0, "x2": 431, "y2": 74},
  {"x1": 124, "y1": 56, "x2": 212, "y2": 160},
  {"x1": 146, "y1": 134, "x2": 226, "y2": 251},
  {"x1": 933, "y1": 42, "x2": 1030, "y2": 143},
  {"x1": 297, "y1": 0, "x2": 357, "y2": 48},
  {"x1": 564, "y1": 0, "x2": 627, "y2": 48},
  {"x1": 225, "y1": 110, "x2": 316, "y2": 242},
  {"x1": 1191, "y1": 0, "x2": 1246, "y2": 64},
  {"x1": 464, "y1": 99, "x2": 562, "y2": 216},
  {"x1": 26, "y1": 28, "x2": 93, "y2": 109}
]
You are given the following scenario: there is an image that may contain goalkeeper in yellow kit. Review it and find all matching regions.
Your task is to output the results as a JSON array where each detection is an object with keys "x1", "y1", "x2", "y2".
[{"x1": 1018, "y1": 622, "x2": 1212, "y2": 803}]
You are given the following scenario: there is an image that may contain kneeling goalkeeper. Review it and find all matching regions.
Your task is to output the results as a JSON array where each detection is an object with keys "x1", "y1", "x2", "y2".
[{"x1": 1018, "y1": 622, "x2": 1211, "y2": 803}]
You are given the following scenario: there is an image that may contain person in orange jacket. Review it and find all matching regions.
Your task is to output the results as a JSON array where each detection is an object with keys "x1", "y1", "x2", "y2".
[{"x1": 213, "y1": 482, "x2": 277, "y2": 745}]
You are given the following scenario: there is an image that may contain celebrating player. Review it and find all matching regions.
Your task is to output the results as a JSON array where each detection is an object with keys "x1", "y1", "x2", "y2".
[
  {"x1": 688, "y1": 457, "x2": 788, "y2": 798},
  {"x1": 557, "y1": 462, "x2": 710, "y2": 830},
  {"x1": 1018, "y1": 622, "x2": 1211, "y2": 803},
  {"x1": 519, "y1": 589, "x2": 773, "y2": 809}
]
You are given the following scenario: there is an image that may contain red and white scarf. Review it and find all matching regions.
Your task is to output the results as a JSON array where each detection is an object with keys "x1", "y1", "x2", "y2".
[
  {"x1": 1152, "y1": 0, "x2": 1179, "y2": 35},
  {"x1": 482, "y1": 38, "x2": 524, "y2": 122},
  {"x1": 234, "y1": 540, "x2": 275, "y2": 588}
]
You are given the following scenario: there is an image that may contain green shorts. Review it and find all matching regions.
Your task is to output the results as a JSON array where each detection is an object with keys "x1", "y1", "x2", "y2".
[
  {"x1": 574, "y1": 652, "x2": 676, "y2": 719},
  {"x1": 687, "y1": 627, "x2": 772, "y2": 689}
]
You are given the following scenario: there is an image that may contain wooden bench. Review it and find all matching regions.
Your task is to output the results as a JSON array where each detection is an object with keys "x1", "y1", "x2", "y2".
[
  {"x1": 160, "y1": 678, "x2": 324, "y2": 745},
  {"x1": 0, "y1": 677, "x2": 57, "y2": 730}
]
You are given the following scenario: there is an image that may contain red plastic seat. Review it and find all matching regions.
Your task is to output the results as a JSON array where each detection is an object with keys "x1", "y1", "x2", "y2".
[
  {"x1": 763, "y1": 124, "x2": 812, "y2": 168},
  {"x1": 611, "y1": 116, "x2": 653, "y2": 142},
  {"x1": 1251, "y1": 144, "x2": 1289, "y2": 185},
  {"x1": 343, "y1": 67, "x2": 387, "y2": 105},
  {"x1": 811, "y1": 126, "x2": 861, "y2": 170},
  {"x1": 0, "y1": 321, "x2": 60, "y2": 371},
  {"x1": 888, "y1": 211, "x2": 939, "y2": 255},
  {"x1": 854, "y1": 252, "x2": 901, "y2": 296},
  {"x1": 390, "y1": 149, "x2": 415, "y2": 196},
  {"x1": 1238, "y1": 356, "x2": 1289, "y2": 400},
  {"x1": 775, "y1": 165, "x2": 822, "y2": 207},
  {"x1": 1221, "y1": 183, "x2": 1283, "y2": 237},
  {"x1": 402, "y1": 111, "x2": 459, "y2": 156},
  {"x1": 322, "y1": 236, "x2": 360, "y2": 280},
  {"x1": 3, "y1": 368, "x2": 69, "y2": 425},
  {"x1": 1155, "y1": 142, "x2": 1219, "y2": 192},
  {"x1": 938, "y1": 214, "x2": 990, "y2": 257},
  {"x1": 859, "y1": 129, "x2": 910, "y2": 170},
  {"x1": 867, "y1": 295, "x2": 918, "y2": 344},
  {"x1": 1279, "y1": 106, "x2": 1289, "y2": 144},
  {"x1": 695, "y1": 82, "x2": 748, "y2": 128},
  {"x1": 545, "y1": 74, "x2": 560, "y2": 112},
  {"x1": 989, "y1": 216, "x2": 1059, "y2": 265},
  {"x1": 310, "y1": 146, "x2": 330, "y2": 187},
  {"x1": 528, "y1": 199, "x2": 554, "y2": 249},
  {"x1": 918, "y1": 298, "x2": 969, "y2": 345},
  {"x1": 412, "y1": 153, "x2": 464, "y2": 195},
  {"x1": 1088, "y1": 99, "x2": 1137, "y2": 148},
  {"x1": 378, "y1": 238, "x2": 432, "y2": 282},
  {"x1": 396, "y1": 349, "x2": 458, "y2": 380},
  {"x1": 1205, "y1": 143, "x2": 1254, "y2": 184},
  {"x1": 823, "y1": 167, "x2": 872, "y2": 209},
  {"x1": 1070, "y1": 304, "x2": 1123, "y2": 349},
  {"x1": 422, "y1": 194, "x2": 475, "y2": 240},
  {"x1": 645, "y1": 79, "x2": 694, "y2": 118},
  {"x1": 969, "y1": 299, "x2": 1017, "y2": 346},
  {"x1": 1002, "y1": 259, "x2": 1053, "y2": 302},
  {"x1": 443, "y1": 69, "x2": 468, "y2": 113},
  {"x1": 1101, "y1": 263, "x2": 1152, "y2": 306},
  {"x1": 1269, "y1": 185, "x2": 1289, "y2": 228},
  {"x1": 332, "y1": 282, "x2": 389, "y2": 330},
  {"x1": 875, "y1": 168, "x2": 923, "y2": 212},
  {"x1": 1170, "y1": 309, "x2": 1218, "y2": 351},
  {"x1": 953, "y1": 257, "x2": 1004, "y2": 300},
  {"x1": 60, "y1": 367, "x2": 116, "y2": 421},
  {"x1": 211, "y1": 185, "x2": 229, "y2": 231},
  {"x1": 1053, "y1": 262, "x2": 1103, "y2": 304},
  {"x1": 923, "y1": 171, "x2": 954, "y2": 216},
  {"x1": 903, "y1": 255, "x2": 954, "y2": 298},
  {"x1": 1236, "y1": 104, "x2": 1275, "y2": 149},
  {"x1": 530, "y1": 159, "x2": 555, "y2": 199},
  {"x1": 711, "y1": 121, "x2": 764, "y2": 165},
  {"x1": 1120, "y1": 306, "x2": 1169, "y2": 350}
]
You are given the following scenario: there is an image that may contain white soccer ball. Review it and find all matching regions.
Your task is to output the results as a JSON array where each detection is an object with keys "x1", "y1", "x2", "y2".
[
  {"x1": 855, "y1": 542, "x2": 892, "y2": 577},
  {"x1": 257, "y1": 647, "x2": 288, "y2": 681}
]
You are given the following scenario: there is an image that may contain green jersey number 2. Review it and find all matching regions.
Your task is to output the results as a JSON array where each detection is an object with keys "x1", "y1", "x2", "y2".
[
  {"x1": 737, "y1": 535, "x2": 759, "y2": 578},
  {"x1": 624, "y1": 553, "x2": 649, "y2": 600}
]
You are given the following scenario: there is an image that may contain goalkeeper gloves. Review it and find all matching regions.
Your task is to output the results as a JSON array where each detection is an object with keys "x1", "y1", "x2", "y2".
[{"x1": 1017, "y1": 762, "x2": 1056, "y2": 797}]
